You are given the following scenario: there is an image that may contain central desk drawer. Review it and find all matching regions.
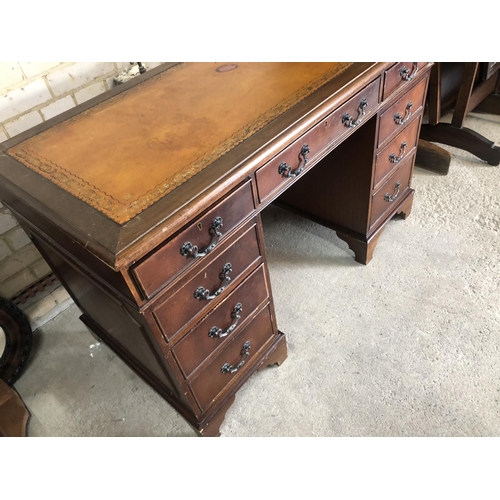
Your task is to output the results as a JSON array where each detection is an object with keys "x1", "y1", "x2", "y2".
[
  {"x1": 172, "y1": 264, "x2": 269, "y2": 379},
  {"x1": 255, "y1": 77, "x2": 380, "y2": 203},
  {"x1": 153, "y1": 220, "x2": 262, "y2": 342},
  {"x1": 132, "y1": 180, "x2": 255, "y2": 299},
  {"x1": 190, "y1": 304, "x2": 276, "y2": 411}
]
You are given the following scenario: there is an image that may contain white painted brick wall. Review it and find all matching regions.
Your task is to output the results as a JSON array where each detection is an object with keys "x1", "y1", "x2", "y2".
[
  {"x1": 0, "y1": 78, "x2": 53, "y2": 122},
  {"x1": 74, "y1": 81, "x2": 107, "y2": 104},
  {"x1": 40, "y1": 95, "x2": 75, "y2": 120},
  {"x1": 0, "y1": 240, "x2": 12, "y2": 261},
  {"x1": 0, "y1": 269, "x2": 38, "y2": 299},
  {"x1": 46, "y1": 62, "x2": 115, "y2": 96},
  {"x1": 0, "y1": 210, "x2": 18, "y2": 234},
  {"x1": 0, "y1": 61, "x2": 164, "y2": 299},
  {"x1": 4, "y1": 110, "x2": 44, "y2": 137},
  {"x1": 5, "y1": 226, "x2": 31, "y2": 250},
  {"x1": 0, "y1": 62, "x2": 25, "y2": 89},
  {"x1": 19, "y1": 62, "x2": 63, "y2": 79},
  {"x1": 31, "y1": 259, "x2": 52, "y2": 279},
  {"x1": 0, "y1": 244, "x2": 42, "y2": 281}
]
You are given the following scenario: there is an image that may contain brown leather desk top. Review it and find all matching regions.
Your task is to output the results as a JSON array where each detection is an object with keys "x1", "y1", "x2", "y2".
[
  {"x1": 0, "y1": 62, "x2": 388, "y2": 267},
  {"x1": 6, "y1": 62, "x2": 351, "y2": 225}
]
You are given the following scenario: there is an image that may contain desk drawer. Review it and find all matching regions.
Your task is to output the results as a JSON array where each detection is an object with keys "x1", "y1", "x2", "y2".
[
  {"x1": 382, "y1": 63, "x2": 428, "y2": 100},
  {"x1": 374, "y1": 115, "x2": 421, "y2": 190},
  {"x1": 378, "y1": 77, "x2": 427, "y2": 148},
  {"x1": 153, "y1": 220, "x2": 262, "y2": 342},
  {"x1": 172, "y1": 264, "x2": 269, "y2": 379},
  {"x1": 370, "y1": 151, "x2": 414, "y2": 229},
  {"x1": 255, "y1": 77, "x2": 380, "y2": 203},
  {"x1": 132, "y1": 180, "x2": 255, "y2": 299},
  {"x1": 190, "y1": 304, "x2": 275, "y2": 411}
]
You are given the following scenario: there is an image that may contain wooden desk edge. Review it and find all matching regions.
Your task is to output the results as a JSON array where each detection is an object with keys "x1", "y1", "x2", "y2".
[{"x1": 0, "y1": 62, "x2": 401, "y2": 271}]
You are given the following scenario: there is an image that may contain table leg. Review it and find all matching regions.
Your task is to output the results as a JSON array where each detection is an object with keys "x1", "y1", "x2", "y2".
[
  {"x1": 420, "y1": 123, "x2": 500, "y2": 166},
  {"x1": 415, "y1": 138, "x2": 452, "y2": 175}
]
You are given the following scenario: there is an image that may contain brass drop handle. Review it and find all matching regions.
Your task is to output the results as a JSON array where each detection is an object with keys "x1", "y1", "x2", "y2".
[
  {"x1": 400, "y1": 63, "x2": 419, "y2": 82},
  {"x1": 221, "y1": 341, "x2": 251, "y2": 374},
  {"x1": 194, "y1": 263, "x2": 232, "y2": 301},
  {"x1": 278, "y1": 144, "x2": 310, "y2": 178},
  {"x1": 384, "y1": 181, "x2": 401, "y2": 203},
  {"x1": 342, "y1": 98, "x2": 368, "y2": 128},
  {"x1": 394, "y1": 101, "x2": 413, "y2": 125},
  {"x1": 389, "y1": 141, "x2": 407, "y2": 164},
  {"x1": 180, "y1": 217, "x2": 224, "y2": 258},
  {"x1": 209, "y1": 303, "x2": 243, "y2": 338}
]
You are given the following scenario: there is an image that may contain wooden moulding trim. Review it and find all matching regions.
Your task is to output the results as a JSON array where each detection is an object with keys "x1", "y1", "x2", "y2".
[{"x1": 0, "y1": 171, "x2": 121, "y2": 267}]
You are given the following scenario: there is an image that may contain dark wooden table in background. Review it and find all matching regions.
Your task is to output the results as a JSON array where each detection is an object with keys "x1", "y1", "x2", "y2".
[{"x1": 417, "y1": 62, "x2": 500, "y2": 174}]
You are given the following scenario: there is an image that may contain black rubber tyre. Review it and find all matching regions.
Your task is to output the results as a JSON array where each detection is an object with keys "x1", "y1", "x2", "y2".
[{"x1": 0, "y1": 297, "x2": 33, "y2": 385}]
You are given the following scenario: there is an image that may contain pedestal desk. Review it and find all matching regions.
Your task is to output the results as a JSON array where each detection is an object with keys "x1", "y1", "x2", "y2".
[{"x1": 0, "y1": 62, "x2": 431, "y2": 436}]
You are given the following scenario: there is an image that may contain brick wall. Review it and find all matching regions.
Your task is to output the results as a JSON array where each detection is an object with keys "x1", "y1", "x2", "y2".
[{"x1": 0, "y1": 62, "x2": 162, "y2": 298}]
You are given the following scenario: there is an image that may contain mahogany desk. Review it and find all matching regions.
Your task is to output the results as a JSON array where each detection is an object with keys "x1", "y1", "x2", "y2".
[{"x1": 0, "y1": 62, "x2": 431, "y2": 436}]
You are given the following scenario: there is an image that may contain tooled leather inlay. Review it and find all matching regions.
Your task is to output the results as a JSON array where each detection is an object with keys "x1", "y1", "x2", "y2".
[{"x1": 7, "y1": 62, "x2": 352, "y2": 225}]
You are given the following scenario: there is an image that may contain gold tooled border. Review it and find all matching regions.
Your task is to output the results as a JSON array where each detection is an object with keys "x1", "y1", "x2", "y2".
[{"x1": 7, "y1": 62, "x2": 352, "y2": 225}]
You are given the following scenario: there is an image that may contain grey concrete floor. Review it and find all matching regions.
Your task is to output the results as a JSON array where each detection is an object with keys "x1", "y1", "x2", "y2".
[{"x1": 13, "y1": 111, "x2": 500, "y2": 437}]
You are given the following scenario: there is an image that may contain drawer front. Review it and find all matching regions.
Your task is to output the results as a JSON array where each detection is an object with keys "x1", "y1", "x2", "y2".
[
  {"x1": 190, "y1": 304, "x2": 275, "y2": 411},
  {"x1": 378, "y1": 77, "x2": 427, "y2": 148},
  {"x1": 153, "y1": 221, "x2": 262, "y2": 342},
  {"x1": 382, "y1": 63, "x2": 428, "y2": 100},
  {"x1": 172, "y1": 264, "x2": 269, "y2": 379},
  {"x1": 370, "y1": 151, "x2": 415, "y2": 229},
  {"x1": 374, "y1": 115, "x2": 421, "y2": 190},
  {"x1": 132, "y1": 180, "x2": 255, "y2": 299},
  {"x1": 255, "y1": 77, "x2": 381, "y2": 203}
]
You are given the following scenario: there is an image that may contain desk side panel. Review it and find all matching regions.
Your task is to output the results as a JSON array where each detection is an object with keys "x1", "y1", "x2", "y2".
[
  {"x1": 2, "y1": 201, "x2": 135, "y2": 304},
  {"x1": 26, "y1": 231, "x2": 195, "y2": 414}
]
